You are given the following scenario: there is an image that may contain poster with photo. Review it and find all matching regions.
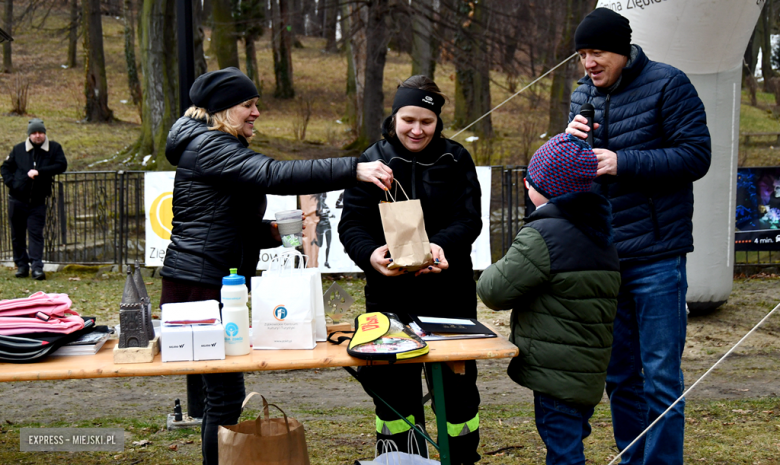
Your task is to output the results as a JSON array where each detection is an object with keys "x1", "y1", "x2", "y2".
[
  {"x1": 735, "y1": 167, "x2": 780, "y2": 251},
  {"x1": 299, "y1": 166, "x2": 493, "y2": 272}
]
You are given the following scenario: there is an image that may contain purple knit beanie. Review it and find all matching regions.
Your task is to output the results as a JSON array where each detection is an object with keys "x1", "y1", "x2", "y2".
[{"x1": 526, "y1": 133, "x2": 598, "y2": 199}]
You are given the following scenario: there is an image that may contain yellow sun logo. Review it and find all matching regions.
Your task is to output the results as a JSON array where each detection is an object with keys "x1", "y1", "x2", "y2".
[{"x1": 149, "y1": 192, "x2": 174, "y2": 240}]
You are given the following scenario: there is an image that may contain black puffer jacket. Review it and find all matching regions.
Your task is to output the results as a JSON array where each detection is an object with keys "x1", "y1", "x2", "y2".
[
  {"x1": 338, "y1": 134, "x2": 482, "y2": 319},
  {"x1": 2, "y1": 138, "x2": 67, "y2": 205},
  {"x1": 161, "y1": 116, "x2": 358, "y2": 286}
]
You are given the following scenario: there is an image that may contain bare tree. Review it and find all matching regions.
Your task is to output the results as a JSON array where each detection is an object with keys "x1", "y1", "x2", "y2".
[
  {"x1": 3, "y1": 0, "x2": 12, "y2": 73},
  {"x1": 236, "y1": 0, "x2": 265, "y2": 98},
  {"x1": 123, "y1": 0, "x2": 142, "y2": 106},
  {"x1": 362, "y1": 0, "x2": 389, "y2": 144},
  {"x1": 83, "y1": 0, "x2": 113, "y2": 121},
  {"x1": 126, "y1": 0, "x2": 178, "y2": 169},
  {"x1": 411, "y1": 0, "x2": 434, "y2": 79},
  {"x1": 212, "y1": 0, "x2": 240, "y2": 69},
  {"x1": 193, "y1": 0, "x2": 208, "y2": 77},
  {"x1": 322, "y1": 0, "x2": 337, "y2": 52},
  {"x1": 271, "y1": 0, "x2": 295, "y2": 98},
  {"x1": 67, "y1": 0, "x2": 79, "y2": 68}
]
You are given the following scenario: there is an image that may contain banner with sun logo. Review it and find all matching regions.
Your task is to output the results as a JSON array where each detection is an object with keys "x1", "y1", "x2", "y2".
[{"x1": 144, "y1": 172, "x2": 296, "y2": 267}]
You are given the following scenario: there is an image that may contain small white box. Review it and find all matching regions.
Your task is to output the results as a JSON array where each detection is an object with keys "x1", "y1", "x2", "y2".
[
  {"x1": 193, "y1": 323, "x2": 225, "y2": 361},
  {"x1": 161, "y1": 324, "x2": 193, "y2": 362}
]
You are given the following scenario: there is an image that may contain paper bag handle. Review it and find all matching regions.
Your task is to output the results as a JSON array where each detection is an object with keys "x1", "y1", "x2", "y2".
[
  {"x1": 384, "y1": 179, "x2": 410, "y2": 203},
  {"x1": 240, "y1": 392, "x2": 292, "y2": 435}
]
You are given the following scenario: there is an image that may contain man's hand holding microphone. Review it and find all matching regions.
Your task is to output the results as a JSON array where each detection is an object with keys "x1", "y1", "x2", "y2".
[{"x1": 565, "y1": 103, "x2": 618, "y2": 177}]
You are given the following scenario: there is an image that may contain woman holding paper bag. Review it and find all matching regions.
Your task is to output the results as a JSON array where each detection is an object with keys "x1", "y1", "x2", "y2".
[
  {"x1": 159, "y1": 67, "x2": 393, "y2": 465},
  {"x1": 338, "y1": 75, "x2": 483, "y2": 464}
]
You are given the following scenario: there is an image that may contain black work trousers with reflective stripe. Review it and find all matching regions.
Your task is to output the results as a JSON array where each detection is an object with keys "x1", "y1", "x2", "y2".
[
  {"x1": 9, "y1": 197, "x2": 46, "y2": 270},
  {"x1": 358, "y1": 361, "x2": 481, "y2": 464}
]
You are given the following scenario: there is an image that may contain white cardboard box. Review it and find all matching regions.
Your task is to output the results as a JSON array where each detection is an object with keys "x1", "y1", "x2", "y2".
[
  {"x1": 161, "y1": 324, "x2": 193, "y2": 362},
  {"x1": 192, "y1": 323, "x2": 225, "y2": 361},
  {"x1": 161, "y1": 300, "x2": 223, "y2": 362}
]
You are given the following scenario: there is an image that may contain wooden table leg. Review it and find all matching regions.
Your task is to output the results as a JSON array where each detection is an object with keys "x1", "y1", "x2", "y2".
[
  {"x1": 445, "y1": 360, "x2": 466, "y2": 374},
  {"x1": 430, "y1": 362, "x2": 451, "y2": 465}
]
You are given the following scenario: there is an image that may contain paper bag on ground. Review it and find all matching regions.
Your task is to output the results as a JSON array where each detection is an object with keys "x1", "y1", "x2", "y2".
[
  {"x1": 379, "y1": 182, "x2": 432, "y2": 272},
  {"x1": 218, "y1": 392, "x2": 311, "y2": 465},
  {"x1": 251, "y1": 254, "x2": 316, "y2": 350}
]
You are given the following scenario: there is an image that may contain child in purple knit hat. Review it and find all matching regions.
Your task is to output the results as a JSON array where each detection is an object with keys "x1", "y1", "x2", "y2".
[{"x1": 477, "y1": 133, "x2": 621, "y2": 465}]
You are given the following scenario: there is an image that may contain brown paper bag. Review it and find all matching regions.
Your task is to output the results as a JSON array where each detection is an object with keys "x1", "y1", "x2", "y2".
[
  {"x1": 218, "y1": 392, "x2": 311, "y2": 465},
  {"x1": 378, "y1": 181, "x2": 433, "y2": 272}
]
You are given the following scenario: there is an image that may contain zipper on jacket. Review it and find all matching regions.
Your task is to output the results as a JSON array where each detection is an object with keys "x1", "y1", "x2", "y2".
[
  {"x1": 647, "y1": 196, "x2": 661, "y2": 241},
  {"x1": 603, "y1": 94, "x2": 611, "y2": 149},
  {"x1": 411, "y1": 155, "x2": 417, "y2": 199}
]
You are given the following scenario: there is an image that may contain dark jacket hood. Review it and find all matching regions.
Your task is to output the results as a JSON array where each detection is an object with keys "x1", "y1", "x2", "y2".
[
  {"x1": 532, "y1": 192, "x2": 614, "y2": 247},
  {"x1": 165, "y1": 116, "x2": 256, "y2": 167}
]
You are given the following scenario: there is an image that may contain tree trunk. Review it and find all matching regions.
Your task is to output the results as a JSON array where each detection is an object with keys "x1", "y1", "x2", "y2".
[
  {"x1": 411, "y1": 0, "x2": 434, "y2": 79},
  {"x1": 453, "y1": 0, "x2": 492, "y2": 138},
  {"x1": 344, "y1": 0, "x2": 367, "y2": 140},
  {"x1": 292, "y1": 0, "x2": 305, "y2": 36},
  {"x1": 211, "y1": 0, "x2": 239, "y2": 69},
  {"x1": 83, "y1": 0, "x2": 114, "y2": 121},
  {"x1": 323, "y1": 0, "x2": 337, "y2": 52},
  {"x1": 245, "y1": 32, "x2": 262, "y2": 97},
  {"x1": 193, "y1": 0, "x2": 208, "y2": 77},
  {"x1": 547, "y1": 0, "x2": 591, "y2": 136},
  {"x1": 123, "y1": 0, "x2": 142, "y2": 106},
  {"x1": 271, "y1": 0, "x2": 295, "y2": 98},
  {"x1": 67, "y1": 0, "x2": 79, "y2": 69},
  {"x1": 361, "y1": 0, "x2": 388, "y2": 145},
  {"x1": 3, "y1": 0, "x2": 12, "y2": 73},
  {"x1": 132, "y1": 0, "x2": 178, "y2": 170},
  {"x1": 760, "y1": 0, "x2": 774, "y2": 87}
]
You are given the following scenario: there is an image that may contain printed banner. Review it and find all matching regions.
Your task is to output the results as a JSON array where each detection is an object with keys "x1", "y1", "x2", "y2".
[
  {"x1": 144, "y1": 172, "x2": 295, "y2": 268},
  {"x1": 735, "y1": 167, "x2": 780, "y2": 251},
  {"x1": 299, "y1": 166, "x2": 493, "y2": 272}
]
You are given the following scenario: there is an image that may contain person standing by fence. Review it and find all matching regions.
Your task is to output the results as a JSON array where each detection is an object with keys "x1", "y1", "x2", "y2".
[
  {"x1": 566, "y1": 8, "x2": 711, "y2": 464},
  {"x1": 1, "y1": 118, "x2": 67, "y2": 280}
]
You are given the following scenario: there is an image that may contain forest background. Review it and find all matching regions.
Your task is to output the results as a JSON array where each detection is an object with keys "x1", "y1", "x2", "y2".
[{"x1": 2, "y1": 0, "x2": 780, "y2": 173}]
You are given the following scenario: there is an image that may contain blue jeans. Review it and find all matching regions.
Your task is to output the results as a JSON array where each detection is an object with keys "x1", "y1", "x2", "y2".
[
  {"x1": 534, "y1": 392, "x2": 594, "y2": 465},
  {"x1": 606, "y1": 256, "x2": 687, "y2": 465}
]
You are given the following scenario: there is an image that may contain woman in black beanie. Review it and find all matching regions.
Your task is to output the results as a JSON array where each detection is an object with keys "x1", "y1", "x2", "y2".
[
  {"x1": 338, "y1": 75, "x2": 483, "y2": 464},
  {"x1": 160, "y1": 67, "x2": 392, "y2": 465}
]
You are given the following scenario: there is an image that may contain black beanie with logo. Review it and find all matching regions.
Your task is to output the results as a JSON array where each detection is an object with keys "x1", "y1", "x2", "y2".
[{"x1": 574, "y1": 8, "x2": 632, "y2": 57}]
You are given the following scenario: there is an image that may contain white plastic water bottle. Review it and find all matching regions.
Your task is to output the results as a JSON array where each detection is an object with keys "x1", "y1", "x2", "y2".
[{"x1": 221, "y1": 268, "x2": 250, "y2": 355}]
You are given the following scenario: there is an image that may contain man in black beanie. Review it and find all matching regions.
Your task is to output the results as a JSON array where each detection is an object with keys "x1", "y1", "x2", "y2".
[
  {"x1": 1, "y1": 119, "x2": 68, "y2": 280},
  {"x1": 566, "y1": 7, "x2": 711, "y2": 465}
]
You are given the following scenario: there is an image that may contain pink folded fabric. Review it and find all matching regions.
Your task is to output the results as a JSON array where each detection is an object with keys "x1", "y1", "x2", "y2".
[
  {"x1": 0, "y1": 314, "x2": 84, "y2": 335},
  {"x1": 0, "y1": 292, "x2": 73, "y2": 318}
]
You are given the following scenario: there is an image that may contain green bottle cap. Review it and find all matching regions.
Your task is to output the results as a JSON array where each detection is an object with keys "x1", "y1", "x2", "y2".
[{"x1": 230, "y1": 268, "x2": 237, "y2": 275}]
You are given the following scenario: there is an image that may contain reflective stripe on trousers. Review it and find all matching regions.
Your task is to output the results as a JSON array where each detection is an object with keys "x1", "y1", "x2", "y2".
[
  {"x1": 376, "y1": 415, "x2": 415, "y2": 435},
  {"x1": 446, "y1": 412, "x2": 479, "y2": 437}
]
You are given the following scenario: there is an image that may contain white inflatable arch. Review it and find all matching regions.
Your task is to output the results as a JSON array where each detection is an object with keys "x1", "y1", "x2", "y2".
[{"x1": 596, "y1": 0, "x2": 764, "y2": 311}]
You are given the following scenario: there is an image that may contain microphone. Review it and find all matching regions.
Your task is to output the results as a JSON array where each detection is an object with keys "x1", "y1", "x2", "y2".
[{"x1": 580, "y1": 103, "x2": 595, "y2": 148}]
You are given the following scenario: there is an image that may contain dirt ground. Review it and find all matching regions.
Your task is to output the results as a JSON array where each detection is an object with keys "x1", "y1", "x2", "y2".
[{"x1": 1, "y1": 276, "x2": 778, "y2": 427}]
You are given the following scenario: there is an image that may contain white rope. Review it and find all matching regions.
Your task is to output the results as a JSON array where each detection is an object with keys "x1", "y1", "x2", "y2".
[
  {"x1": 606, "y1": 301, "x2": 780, "y2": 465},
  {"x1": 450, "y1": 52, "x2": 579, "y2": 140}
]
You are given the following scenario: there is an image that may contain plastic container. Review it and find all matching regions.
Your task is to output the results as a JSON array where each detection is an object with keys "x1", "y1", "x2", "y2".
[
  {"x1": 221, "y1": 268, "x2": 250, "y2": 356},
  {"x1": 275, "y1": 209, "x2": 304, "y2": 248}
]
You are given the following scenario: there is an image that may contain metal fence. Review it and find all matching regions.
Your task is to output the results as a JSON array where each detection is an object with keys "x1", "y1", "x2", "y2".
[
  {"x1": 0, "y1": 171, "x2": 145, "y2": 265},
  {"x1": 4, "y1": 167, "x2": 768, "y2": 267}
]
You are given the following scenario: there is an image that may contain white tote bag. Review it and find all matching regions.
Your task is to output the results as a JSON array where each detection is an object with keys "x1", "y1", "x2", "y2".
[
  {"x1": 357, "y1": 438, "x2": 439, "y2": 465},
  {"x1": 261, "y1": 250, "x2": 327, "y2": 342},
  {"x1": 251, "y1": 251, "x2": 316, "y2": 350}
]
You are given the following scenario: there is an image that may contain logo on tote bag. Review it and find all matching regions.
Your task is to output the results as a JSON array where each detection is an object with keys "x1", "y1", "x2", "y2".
[{"x1": 273, "y1": 305, "x2": 288, "y2": 321}]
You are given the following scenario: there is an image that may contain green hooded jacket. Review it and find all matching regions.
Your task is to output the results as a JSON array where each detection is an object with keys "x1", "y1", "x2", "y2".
[{"x1": 478, "y1": 192, "x2": 621, "y2": 406}]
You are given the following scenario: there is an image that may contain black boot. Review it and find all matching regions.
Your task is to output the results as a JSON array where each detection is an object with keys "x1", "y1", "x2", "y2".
[
  {"x1": 32, "y1": 268, "x2": 46, "y2": 280},
  {"x1": 15, "y1": 266, "x2": 29, "y2": 278}
]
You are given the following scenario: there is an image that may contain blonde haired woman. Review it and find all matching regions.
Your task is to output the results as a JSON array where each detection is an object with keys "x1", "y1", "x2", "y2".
[{"x1": 160, "y1": 67, "x2": 392, "y2": 465}]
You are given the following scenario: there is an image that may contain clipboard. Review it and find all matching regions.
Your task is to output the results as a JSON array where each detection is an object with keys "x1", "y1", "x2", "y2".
[{"x1": 409, "y1": 315, "x2": 497, "y2": 338}]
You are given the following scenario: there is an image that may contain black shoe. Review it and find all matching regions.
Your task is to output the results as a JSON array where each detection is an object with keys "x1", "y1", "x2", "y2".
[
  {"x1": 32, "y1": 269, "x2": 46, "y2": 280},
  {"x1": 15, "y1": 266, "x2": 29, "y2": 278}
]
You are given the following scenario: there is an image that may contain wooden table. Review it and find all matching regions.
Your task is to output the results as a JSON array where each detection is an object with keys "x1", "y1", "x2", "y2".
[{"x1": 0, "y1": 333, "x2": 518, "y2": 464}]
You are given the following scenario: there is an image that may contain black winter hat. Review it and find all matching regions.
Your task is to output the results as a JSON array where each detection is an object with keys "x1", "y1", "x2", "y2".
[
  {"x1": 574, "y1": 8, "x2": 632, "y2": 57},
  {"x1": 189, "y1": 67, "x2": 259, "y2": 114},
  {"x1": 27, "y1": 118, "x2": 46, "y2": 136}
]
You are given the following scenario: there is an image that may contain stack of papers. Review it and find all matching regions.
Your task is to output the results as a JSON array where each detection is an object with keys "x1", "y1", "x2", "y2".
[{"x1": 52, "y1": 329, "x2": 111, "y2": 356}]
